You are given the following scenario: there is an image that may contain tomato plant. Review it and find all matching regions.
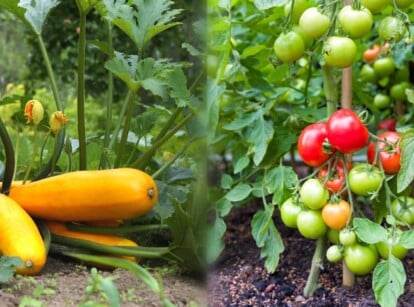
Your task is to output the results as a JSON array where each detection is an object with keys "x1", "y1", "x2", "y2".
[
  {"x1": 376, "y1": 119, "x2": 396, "y2": 132},
  {"x1": 297, "y1": 209, "x2": 328, "y2": 239},
  {"x1": 363, "y1": 44, "x2": 381, "y2": 62},
  {"x1": 373, "y1": 93, "x2": 391, "y2": 109},
  {"x1": 376, "y1": 230, "x2": 408, "y2": 260},
  {"x1": 367, "y1": 131, "x2": 402, "y2": 174},
  {"x1": 284, "y1": 0, "x2": 312, "y2": 24},
  {"x1": 360, "y1": 0, "x2": 391, "y2": 13},
  {"x1": 344, "y1": 243, "x2": 379, "y2": 276},
  {"x1": 348, "y1": 163, "x2": 384, "y2": 196},
  {"x1": 326, "y1": 109, "x2": 369, "y2": 154},
  {"x1": 373, "y1": 57, "x2": 396, "y2": 77},
  {"x1": 297, "y1": 122, "x2": 333, "y2": 167},
  {"x1": 390, "y1": 82, "x2": 411, "y2": 101}
]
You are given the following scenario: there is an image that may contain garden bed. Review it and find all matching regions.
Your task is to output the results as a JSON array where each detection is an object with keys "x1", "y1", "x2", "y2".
[
  {"x1": 0, "y1": 257, "x2": 206, "y2": 306},
  {"x1": 208, "y1": 202, "x2": 414, "y2": 306}
]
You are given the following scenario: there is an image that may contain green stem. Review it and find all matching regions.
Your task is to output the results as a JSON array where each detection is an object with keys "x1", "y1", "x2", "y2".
[
  {"x1": 132, "y1": 113, "x2": 193, "y2": 169},
  {"x1": 152, "y1": 140, "x2": 192, "y2": 179},
  {"x1": 108, "y1": 90, "x2": 132, "y2": 152},
  {"x1": 114, "y1": 90, "x2": 137, "y2": 168},
  {"x1": 77, "y1": 11, "x2": 87, "y2": 170},
  {"x1": 100, "y1": 22, "x2": 114, "y2": 169},
  {"x1": 37, "y1": 35, "x2": 63, "y2": 111},
  {"x1": 51, "y1": 234, "x2": 169, "y2": 258},
  {"x1": 66, "y1": 223, "x2": 169, "y2": 235},
  {"x1": 23, "y1": 126, "x2": 39, "y2": 183},
  {"x1": 303, "y1": 236, "x2": 327, "y2": 297},
  {"x1": 322, "y1": 65, "x2": 338, "y2": 116},
  {"x1": 0, "y1": 118, "x2": 15, "y2": 194},
  {"x1": 153, "y1": 108, "x2": 182, "y2": 143}
]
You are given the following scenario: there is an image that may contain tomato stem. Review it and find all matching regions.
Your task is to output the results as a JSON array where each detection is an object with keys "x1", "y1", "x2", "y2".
[{"x1": 303, "y1": 236, "x2": 327, "y2": 297}]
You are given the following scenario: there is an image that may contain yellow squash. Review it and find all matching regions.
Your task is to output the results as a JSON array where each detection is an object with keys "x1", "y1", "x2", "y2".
[
  {"x1": 45, "y1": 221, "x2": 138, "y2": 265},
  {"x1": 0, "y1": 194, "x2": 47, "y2": 275},
  {"x1": 9, "y1": 168, "x2": 158, "y2": 222}
]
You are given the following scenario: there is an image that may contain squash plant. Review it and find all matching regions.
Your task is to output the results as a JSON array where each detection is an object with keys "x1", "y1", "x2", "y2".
[
  {"x1": 207, "y1": 0, "x2": 414, "y2": 306},
  {"x1": 0, "y1": 0, "x2": 206, "y2": 290}
]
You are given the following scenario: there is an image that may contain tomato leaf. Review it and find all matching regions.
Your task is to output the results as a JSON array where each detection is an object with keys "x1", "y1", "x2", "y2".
[
  {"x1": 246, "y1": 113, "x2": 274, "y2": 165},
  {"x1": 398, "y1": 230, "x2": 414, "y2": 249},
  {"x1": 264, "y1": 165, "x2": 298, "y2": 205},
  {"x1": 0, "y1": 256, "x2": 23, "y2": 283},
  {"x1": 206, "y1": 216, "x2": 227, "y2": 264},
  {"x1": 251, "y1": 205, "x2": 284, "y2": 273},
  {"x1": 225, "y1": 183, "x2": 252, "y2": 202},
  {"x1": 353, "y1": 217, "x2": 388, "y2": 244},
  {"x1": 373, "y1": 256, "x2": 406, "y2": 307},
  {"x1": 397, "y1": 130, "x2": 414, "y2": 193},
  {"x1": 254, "y1": 0, "x2": 287, "y2": 10}
]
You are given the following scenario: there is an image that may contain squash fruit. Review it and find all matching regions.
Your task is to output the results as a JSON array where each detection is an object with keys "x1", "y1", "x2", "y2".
[
  {"x1": 9, "y1": 168, "x2": 158, "y2": 222},
  {"x1": 0, "y1": 194, "x2": 46, "y2": 275}
]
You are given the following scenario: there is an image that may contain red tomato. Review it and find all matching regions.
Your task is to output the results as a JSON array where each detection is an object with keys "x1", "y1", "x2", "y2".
[
  {"x1": 297, "y1": 122, "x2": 334, "y2": 167},
  {"x1": 326, "y1": 109, "x2": 370, "y2": 154},
  {"x1": 367, "y1": 131, "x2": 402, "y2": 174},
  {"x1": 376, "y1": 119, "x2": 396, "y2": 132},
  {"x1": 318, "y1": 159, "x2": 352, "y2": 194}
]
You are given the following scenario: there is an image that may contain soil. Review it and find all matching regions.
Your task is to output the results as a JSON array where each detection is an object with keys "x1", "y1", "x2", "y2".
[
  {"x1": 0, "y1": 256, "x2": 207, "y2": 306},
  {"x1": 207, "y1": 202, "x2": 414, "y2": 307}
]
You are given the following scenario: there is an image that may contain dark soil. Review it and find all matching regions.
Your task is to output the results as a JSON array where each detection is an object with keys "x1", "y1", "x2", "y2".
[{"x1": 207, "y1": 202, "x2": 414, "y2": 307}]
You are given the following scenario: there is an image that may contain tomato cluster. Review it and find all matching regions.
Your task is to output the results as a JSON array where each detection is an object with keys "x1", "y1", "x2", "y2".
[{"x1": 280, "y1": 108, "x2": 407, "y2": 276}]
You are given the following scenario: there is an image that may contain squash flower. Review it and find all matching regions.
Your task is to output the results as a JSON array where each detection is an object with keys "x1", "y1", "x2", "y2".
[
  {"x1": 49, "y1": 111, "x2": 68, "y2": 134},
  {"x1": 24, "y1": 100, "x2": 44, "y2": 126}
]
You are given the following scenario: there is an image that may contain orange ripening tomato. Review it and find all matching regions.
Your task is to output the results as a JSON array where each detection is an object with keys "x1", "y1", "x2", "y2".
[
  {"x1": 0, "y1": 194, "x2": 46, "y2": 275},
  {"x1": 322, "y1": 199, "x2": 351, "y2": 230},
  {"x1": 45, "y1": 221, "x2": 139, "y2": 265},
  {"x1": 8, "y1": 168, "x2": 158, "y2": 222},
  {"x1": 363, "y1": 44, "x2": 381, "y2": 62}
]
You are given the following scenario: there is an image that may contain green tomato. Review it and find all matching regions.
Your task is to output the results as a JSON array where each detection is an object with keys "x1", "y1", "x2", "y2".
[
  {"x1": 344, "y1": 243, "x2": 378, "y2": 276},
  {"x1": 390, "y1": 81, "x2": 411, "y2": 101},
  {"x1": 338, "y1": 5, "x2": 373, "y2": 39},
  {"x1": 280, "y1": 197, "x2": 302, "y2": 228},
  {"x1": 284, "y1": 0, "x2": 312, "y2": 24},
  {"x1": 323, "y1": 36, "x2": 357, "y2": 68},
  {"x1": 339, "y1": 229, "x2": 357, "y2": 246},
  {"x1": 360, "y1": 64, "x2": 378, "y2": 83},
  {"x1": 327, "y1": 228, "x2": 340, "y2": 244},
  {"x1": 376, "y1": 239, "x2": 408, "y2": 260},
  {"x1": 378, "y1": 16, "x2": 407, "y2": 43},
  {"x1": 396, "y1": 0, "x2": 414, "y2": 8},
  {"x1": 391, "y1": 196, "x2": 414, "y2": 225},
  {"x1": 274, "y1": 31, "x2": 305, "y2": 64},
  {"x1": 297, "y1": 209, "x2": 328, "y2": 239},
  {"x1": 394, "y1": 66, "x2": 410, "y2": 83},
  {"x1": 299, "y1": 178, "x2": 329, "y2": 210},
  {"x1": 348, "y1": 163, "x2": 384, "y2": 196},
  {"x1": 326, "y1": 245, "x2": 343, "y2": 263},
  {"x1": 373, "y1": 93, "x2": 391, "y2": 109},
  {"x1": 360, "y1": 0, "x2": 391, "y2": 13},
  {"x1": 299, "y1": 7, "x2": 330, "y2": 39},
  {"x1": 373, "y1": 57, "x2": 396, "y2": 77}
]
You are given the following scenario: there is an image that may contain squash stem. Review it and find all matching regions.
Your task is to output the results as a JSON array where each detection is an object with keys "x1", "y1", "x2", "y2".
[
  {"x1": 23, "y1": 126, "x2": 39, "y2": 183},
  {"x1": 0, "y1": 118, "x2": 15, "y2": 194},
  {"x1": 76, "y1": 10, "x2": 88, "y2": 170},
  {"x1": 114, "y1": 90, "x2": 137, "y2": 168},
  {"x1": 132, "y1": 113, "x2": 193, "y2": 170},
  {"x1": 66, "y1": 223, "x2": 169, "y2": 235},
  {"x1": 51, "y1": 233, "x2": 170, "y2": 258}
]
